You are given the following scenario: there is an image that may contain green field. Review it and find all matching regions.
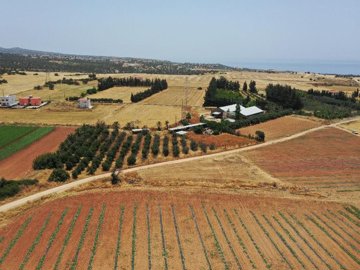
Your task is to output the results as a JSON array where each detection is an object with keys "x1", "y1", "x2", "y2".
[{"x1": 0, "y1": 125, "x2": 54, "y2": 161}]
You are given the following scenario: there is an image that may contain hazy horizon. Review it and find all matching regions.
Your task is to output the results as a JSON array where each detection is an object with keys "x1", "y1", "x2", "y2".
[{"x1": 1, "y1": 0, "x2": 360, "y2": 68}]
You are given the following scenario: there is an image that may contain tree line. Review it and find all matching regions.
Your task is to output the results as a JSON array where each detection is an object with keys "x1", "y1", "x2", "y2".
[
  {"x1": 265, "y1": 84, "x2": 303, "y2": 110},
  {"x1": 130, "y1": 79, "x2": 168, "y2": 102},
  {"x1": 98, "y1": 76, "x2": 155, "y2": 91}
]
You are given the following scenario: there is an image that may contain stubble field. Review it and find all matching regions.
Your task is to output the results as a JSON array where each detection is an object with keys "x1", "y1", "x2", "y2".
[
  {"x1": 0, "y1": 190, "x2": 359, "y2": 270},
  {"x1": 238, "y1": 116, "x2": 323, "y2": 141}
]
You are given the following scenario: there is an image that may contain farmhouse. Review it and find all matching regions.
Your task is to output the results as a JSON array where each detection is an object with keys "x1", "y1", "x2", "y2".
[
  {"x1": 78, "y1": 98, "x2": 92, "y2": 109},
  {"x1": 19, "y1": 96, "x2": 42, "y2": 106},
  {"x1": 0, "y1": 95, "x2": 17, "y2": 107},
  {"x1": 212, "y1": 104, "x2": 264, "y2": 119}
]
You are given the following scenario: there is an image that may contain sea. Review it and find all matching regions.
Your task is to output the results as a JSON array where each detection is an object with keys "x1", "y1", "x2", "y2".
[{"x1": 226, "y1": 60, "x2": 360, "y2": 76}]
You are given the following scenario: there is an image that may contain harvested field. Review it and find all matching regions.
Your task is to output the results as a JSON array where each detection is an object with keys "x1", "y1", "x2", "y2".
[
  {"x1": 0, "y1": 190, "x2": 358, "y2": 270},
  {"x1": 187, "y1": 132, "x2": 256, "y2": 148},
  {"x1": 17, "y1": 82, "x2": 97, "y2": 102},
  {"x1": 88, "y1": 86, "x2": 148, "y2": 103},
  {"x1": 141, "y1": 85, "x2": 205, "y2": 107},
  {"x1": 245, "y1": 128, "x2": 360, "y2": 201},
  {"x1": 0, "y1": 127, "x2": 75, "y2": 179},
  {"x1": 238, "y1": 115, "x2": 323, "y2": 141},
  {"x1": 340, "y1": 119, "x2": 360, "y2": 133},
  {"x1": 138, "y1": 152, "x2": 279, "y2": 187},
  {"x1": 0, "y1": 72, "x2": 89, "y2": 96}
]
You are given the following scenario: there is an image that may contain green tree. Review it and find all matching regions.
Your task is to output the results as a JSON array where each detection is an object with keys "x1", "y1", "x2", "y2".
[
  {"x1": 235, "y1": 102, "x2": 241, "y2": 120},
  {"x1": 249, "y1": 80, "x2": 257, "y2": 93},
  {"x1": 48, "y1": 169, "x2": 70, "y2": 182},
  {"x1": 243, "y1": 81, "x2": 248, "y2": 92},
  {"x1": 255, "y1": 130, "x2": 265, "y2": 142}
]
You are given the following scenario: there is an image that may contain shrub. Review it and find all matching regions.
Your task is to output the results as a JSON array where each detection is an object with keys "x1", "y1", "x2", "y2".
[
  {"x1": 48, "y1": 169, "x2": 70, "y2": 182},
  {"x1": 255, "y1": 130, "x2": 265, "y2": 142},
  {"x1": 190, "y1": 140, "x2": 198, "y2": 151},
  {"x1": 200, "y1": 143, "x2": 207, "y2": 153},
  {"x1": 111, "y1": 172, "x2": 120, "y2": 185}
]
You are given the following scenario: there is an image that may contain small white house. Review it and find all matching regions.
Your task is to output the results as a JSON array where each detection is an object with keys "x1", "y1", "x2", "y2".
[
  {"x1": 212, "y1": 104, "x2": 263, "y2": 119},
  {"x1": 78, "y1": 98, "x2": 92, "y2": 109},
  {"x1": 0, "y1": 95, "x2": 17, "y2": 107}
]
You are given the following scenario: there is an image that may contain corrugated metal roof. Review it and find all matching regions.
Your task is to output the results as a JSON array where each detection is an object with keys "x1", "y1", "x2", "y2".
[
  {"x1": 169, "y1": 122, "x2": 206, "y2": 132},
  {"x1": 219, "y1": 104, "x2": 263, "y2": 116}
]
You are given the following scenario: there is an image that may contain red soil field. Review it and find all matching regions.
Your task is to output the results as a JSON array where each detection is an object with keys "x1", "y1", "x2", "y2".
[
  {"x1": 0, "y1": 189, "x2": 358, "y2": 270},
  {"x1": 0, "y1": 127, "x2": 75, "y2": 179},
  {"x1": 238, "y1": 115, "x2": 322, "y2": 141},
  {"x1": 187, "y1": 132, "x2": 256, "y2": 148},
  {"x1": 245, "y1": 127, "x2": 360, "y2": 186}
]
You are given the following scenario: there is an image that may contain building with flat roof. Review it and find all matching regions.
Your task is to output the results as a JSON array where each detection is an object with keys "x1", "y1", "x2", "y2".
[
  {"x1": 212, "y1": 104, "x2": 264, "y2": 119},
  {"x1": 0, "y1": 95, "x2": 17, "y2": 107},
  {"x1": 78, "y1": 98, "x2": 92, "y2": 109}
]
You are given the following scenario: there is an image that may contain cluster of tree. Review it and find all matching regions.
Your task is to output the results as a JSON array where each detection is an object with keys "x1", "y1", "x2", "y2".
[
  {"x1": 91, "y1": 98, "x2": 123, "y2": 104},
  {"x1": 265, "y1": 84, "x2": 303, "y2": 110},
  {"x1": 172, "y1": 134, "x2": 180, "y2": 157},
  {"x1": 130, "y1": 79, "x2": 168, "y2": 102},
  {"x1": 127, "y1": 133, "x2": 143, "y2": 165},
  {"x1": 314, "y1": 106, "x2": 352, "y2": 120},
  {"x1": 102, "y1": 131, "x2": 126, "y2": 171},
  {"x1": 142, "y1": 133, "x2": 152, "y2": 159},
  {"x1": 180, "y1": 135, "x2": 189, "y2": 154},
  {"x1": 204, "y1": 77, "x2": 246, "y2": 107},
  {"x1": 115, "y1": 135, "x2": 133, "y2": 169},
  {"x1": 48, "y1": 169, "x2": 69, "y2": 182},
  {"x1": 86, "y1": 87, "x2": 97, "y2": 95},
  {"x1": 44, "y1": 78, "x2": 81, "y2": 87},
  {"x1": 33, "y1": 123, "x2": 109, "y2": 181},
  {"x1": 162, "y1": 136, "x2": 169, "y2": 156},
  {"x1": 307, "y1": 89, "x2": 358, "y2": 102},
  {"x1": 0, "y1": 178, "x2": 38, "y2": 200},
  {"x1": 151, "y1": 134, "x2": 160, "y2": 156},
  {"x1": 98, "y1": 76, "x2": 155, "y2": 91}
]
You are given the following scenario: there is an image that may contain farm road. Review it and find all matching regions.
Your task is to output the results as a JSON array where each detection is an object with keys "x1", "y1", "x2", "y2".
[{"x1": 0, "y1": 116, "x2": 359, "y2": 213}]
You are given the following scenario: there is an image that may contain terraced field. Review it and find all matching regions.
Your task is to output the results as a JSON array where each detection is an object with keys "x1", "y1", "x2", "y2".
[{"x1": 0, "y1": 190, "x2": 359, "y2": 270}]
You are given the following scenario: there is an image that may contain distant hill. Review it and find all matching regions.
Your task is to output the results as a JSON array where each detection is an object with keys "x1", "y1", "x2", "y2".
[{"x1": 0, "y1": 46, "x2": 233, "y2": 75}]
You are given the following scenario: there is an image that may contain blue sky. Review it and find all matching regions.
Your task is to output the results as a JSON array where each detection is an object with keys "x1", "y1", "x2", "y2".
[{"x1": 1, "y1": 0, "x2": 359, "y2": 64}]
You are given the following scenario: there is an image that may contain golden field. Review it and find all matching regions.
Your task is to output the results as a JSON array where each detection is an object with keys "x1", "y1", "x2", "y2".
[{"x1": 1, "y1": 70, "x2": 359, "y2": 127}]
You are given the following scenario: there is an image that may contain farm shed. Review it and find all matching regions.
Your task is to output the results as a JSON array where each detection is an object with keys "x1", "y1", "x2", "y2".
[
  {"x1": 0, "y1": 95, "x2": 17, "y2": 107},
  {"x1": 212, "y1": 104, "x2": 263, "y2": 119},
  {"x1": 78, "y1": 98, "x2": 92, "y2": 109},
  {"x1": 169, "y1": 123, "x2": 206, "y2": 133}
]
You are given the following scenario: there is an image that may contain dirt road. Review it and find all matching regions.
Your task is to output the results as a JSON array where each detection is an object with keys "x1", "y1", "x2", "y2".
[{"x1": 0, "y1": 116, "x2": 358, "y2": 213}]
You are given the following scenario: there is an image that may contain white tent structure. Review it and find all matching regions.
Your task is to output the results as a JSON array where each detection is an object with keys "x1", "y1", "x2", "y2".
[{"x1": 217, "y1": 104, "x2": 263, "y2": 118}]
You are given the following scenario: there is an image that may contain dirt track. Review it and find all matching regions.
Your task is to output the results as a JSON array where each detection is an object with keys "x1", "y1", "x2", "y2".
[{"x1": 0, "y1": 116, "x2": 358, "y2": 213}]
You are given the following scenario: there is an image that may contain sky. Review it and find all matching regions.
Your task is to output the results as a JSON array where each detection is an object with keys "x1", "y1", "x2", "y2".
[{"x1": 1, "y1": 0, "x2": 360, "y2": 65}]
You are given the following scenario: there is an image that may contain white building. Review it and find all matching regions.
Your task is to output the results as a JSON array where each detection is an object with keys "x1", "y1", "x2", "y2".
[
  {"x1": 78, "y1": 98, "x2": 92, "y2": 109},
  {"x1": 212, "y1": 104, "x2": 264, "y2": 119},
  {"x1": 0, "y1": 95, "x2": 17, "y2": 107}
]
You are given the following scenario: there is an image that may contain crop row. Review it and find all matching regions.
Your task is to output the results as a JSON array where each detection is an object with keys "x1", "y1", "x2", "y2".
[
  {"x1": 339, "y1": 210, "x2": 360, "y2": 227},
  {"x1": 54, "y1": 206, "x2": 82, "y2": 270},
  {"x1": 19, "y1": 213, "x2": 52, "y2": 270},
  {"x1": 306, "y1": 214, "x2": 360, "y2": 266},
  {"x1": 189, "y1": 205, "x2": 213, "y2": 270},
  {"x1": 327, "y1": 210, "x2": 359, "y2": 237},
  {"x1": 201, "y1": 205, "x2": 229, "y2": 270},
  {"x1": 289, "y1": 213, "x2": 346, "y2": 269},
  {"x1": 70, "y1": 207, "x2": 94, "y2": 270},
  {"x1": 146, "y1": 205, "x2": 152, "y2": 270},
  {"x1": 36, "y1": 208, "x2": 69, "y2": 270},
  {"x1": 158, "y1": 205, "x2": 168, "y2": 270},
  {"x1": 262, "y1": 215, "x2": 305, "y2": 269},
  {"x1": 88, "y1": 205, "x2": 106, "y2": 270},
  {"x1": 272, "y1": 215, "x2": 319, "y2": 270},
  {"x1": 212, "y1": 207, "x2": 242, "y2": 269},
  {"x1": 127, "y1": 133, "x2": 143, "y2": 166},
  {"x1": 223, "y1": 209, "x2": 256, "y2": 269},
  {"x1": 102, "y1": 132, "x2": 126, "y2": 171},
  {"x1": 250, "y1": 211, "x2": 293, "y2": 269},
  {"x1": 233, "y1": 209, "x2": 270, "y2": 269},
  {"x1": 114, "y1": 206, "x2": 125, "y2": 270},
  {"x1": 0, "y1": 217, "x2": 32, "y2": 264},
  {"x1": 131, "y1": 205, "x2": 138, "y2": 270},
  {"x1": 171, "y1": 205, "x2": 186, "y2": 270}
]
